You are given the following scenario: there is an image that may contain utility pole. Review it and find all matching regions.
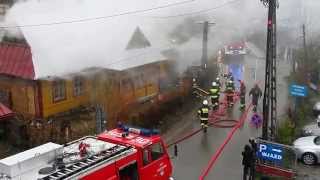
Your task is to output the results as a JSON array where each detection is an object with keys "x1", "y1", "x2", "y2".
[
  {"x1": 198, "y1": 21, "x2": 215, "y2": 70},
  {"x1": 261, "y1": 0, "x2": 278, "y2": 140},
  {"x1": 302, "y1": 24, "x2": 308, "y2": 77}
]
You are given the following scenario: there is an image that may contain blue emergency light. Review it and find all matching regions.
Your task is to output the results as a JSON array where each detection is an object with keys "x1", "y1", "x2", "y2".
[{"x1": 117, "y1": 123, "x2": 159, "y2": 136}]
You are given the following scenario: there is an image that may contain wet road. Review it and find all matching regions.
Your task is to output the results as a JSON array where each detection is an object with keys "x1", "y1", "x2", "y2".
[{"x1": 165, "y1": 44, "x2": 291, "y2": 180}]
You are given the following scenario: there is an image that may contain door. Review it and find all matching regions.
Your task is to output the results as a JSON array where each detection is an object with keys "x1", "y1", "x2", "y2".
[{"x1": 140, "y1": 141, "x2": 172, "y2": 180}]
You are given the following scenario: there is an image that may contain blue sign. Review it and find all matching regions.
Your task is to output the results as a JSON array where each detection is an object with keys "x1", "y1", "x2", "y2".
[
  {"x1": 257, "y1": 143, "x2": 283, "y2": 163},
  {"x1": 290, "y1": 84, "x2": 307, "y2": 97}
]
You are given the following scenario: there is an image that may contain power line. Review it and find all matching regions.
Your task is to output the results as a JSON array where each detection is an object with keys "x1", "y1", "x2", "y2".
[
  {"x1": 152, "y1": 0, "x2": 241, "y2": 19},
  {"x1": 0, "y1": 0, "x2": 194, "y2": 29}
]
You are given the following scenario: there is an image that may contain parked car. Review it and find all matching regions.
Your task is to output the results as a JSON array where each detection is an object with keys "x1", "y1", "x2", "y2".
[
  {"x1": 313, "y1": 102, "x2": 320, "y2": 117},
  {"x1": 302, "y1": 122, "x2": 320, "y2": 136},
  {"x1": 293, "y1": 136, "x2": 320, "y2": 165}
]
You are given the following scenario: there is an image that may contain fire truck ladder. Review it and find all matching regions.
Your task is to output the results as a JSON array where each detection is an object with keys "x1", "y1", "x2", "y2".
[{"x1": 40, "y1": 145, "x2": 132, "y2": 180}]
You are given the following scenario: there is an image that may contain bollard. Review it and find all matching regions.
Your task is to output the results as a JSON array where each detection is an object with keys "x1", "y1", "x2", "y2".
[{"x1": 174, "y1": 144, "x2": 178, "y2": 157}]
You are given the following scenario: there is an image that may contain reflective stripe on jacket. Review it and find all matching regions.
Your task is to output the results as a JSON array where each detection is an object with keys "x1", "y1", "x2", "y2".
[{"x1": 198, "y1": 107, "x2": 209, "y2": 118}]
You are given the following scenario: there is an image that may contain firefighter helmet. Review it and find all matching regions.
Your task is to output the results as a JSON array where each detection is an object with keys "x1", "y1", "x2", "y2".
[
  {"x1": 212, "y1": 81, "x2": 217, "y2": 87},
  {"x1": 203, "y1": 100, "x2": 208, "y2": 105}
]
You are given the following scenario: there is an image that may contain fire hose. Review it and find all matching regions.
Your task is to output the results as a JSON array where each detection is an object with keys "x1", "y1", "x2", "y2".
[
  {"x1": 199, "y1": 103, "x2": 252, "y2": 180},
  {"x1": 165, "y1": 92, "x2": 242, "y2": 159},
  {"x1": 166, "y1": 127, "x2": 203, "y2": 148},
  {"x1": 209, "y1": 92, "x2": 240, "y2": 128}
]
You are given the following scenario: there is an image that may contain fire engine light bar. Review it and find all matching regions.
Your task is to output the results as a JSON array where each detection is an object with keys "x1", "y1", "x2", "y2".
[{"x1": 117, "y1": 123, "x2": 159, "y2": 136}]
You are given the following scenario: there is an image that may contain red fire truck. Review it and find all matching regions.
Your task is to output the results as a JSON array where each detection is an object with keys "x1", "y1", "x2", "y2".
[
  {"x1": 0, "y1": 125, "x2": 174, "y2": 180},
  {"x1": 223, "y1": 41, "x2": 246, "y2": 64}
]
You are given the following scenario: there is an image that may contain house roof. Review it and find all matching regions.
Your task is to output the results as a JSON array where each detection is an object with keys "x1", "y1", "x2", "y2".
[
  {"x1": 0, "y1": 43, "x2": 35, "y2": 80},
  {"x1": 8, "y1": 0, "x2": 175, "y2": 78},
  {"x1": 0, "y1": 102, "x2": 14, "y2": 120}
]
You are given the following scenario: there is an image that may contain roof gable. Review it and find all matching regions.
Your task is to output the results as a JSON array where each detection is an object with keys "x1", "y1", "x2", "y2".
[
  {"x1": 126, "y1": 27, "x2": 151, "y2": 50},
  {"x1": 0, "y1": 43, "x2": 35, "y2": 80}
]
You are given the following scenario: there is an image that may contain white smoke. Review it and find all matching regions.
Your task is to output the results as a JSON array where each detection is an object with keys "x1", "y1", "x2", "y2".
[{"x1": 3, "y1": 0, "x2": 320, "y2": 78}]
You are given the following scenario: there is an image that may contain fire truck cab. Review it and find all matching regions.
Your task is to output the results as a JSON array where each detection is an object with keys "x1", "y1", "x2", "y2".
[
  {"x1": 0, "y1": 125, "x2": 173, "y2": 180},
  {"x1": 223, "y1": 41, "x2": 246, "y2": 64}
]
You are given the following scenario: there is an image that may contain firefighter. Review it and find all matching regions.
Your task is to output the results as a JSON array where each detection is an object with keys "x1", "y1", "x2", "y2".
[
  {"x1": 225, "y1": 79, "x2": 235, "y2": 107},
  {"x1": 198, "y1": 100, "x2": 209, "y2": 128},
  {"x1": 192, "y1": 78, "x2": 198, "y2": 88},
  {"x1": 249, "y1": 84, "x2": 262, "y2": 112},
  {"x1": 216, "y1": 77, "x2": 221, "y2": 87},
  {"x1": 210, "y1": 82, "x2": 220, "y2": 111},
  {"x1": 239, "y1": 80, "x2": 246, "y2": 110}
]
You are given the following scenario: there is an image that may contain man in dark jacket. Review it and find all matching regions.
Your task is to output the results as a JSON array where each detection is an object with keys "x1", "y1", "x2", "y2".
[
  {"x1": 242, "y1": 145, "x2": 253, "y2": 180},
  {"x1": 249, "y1": 84, "x2": 262, "y2": 112},
  {"x1": 249, "y1": 138, "x2": 257, "y2": 180}
]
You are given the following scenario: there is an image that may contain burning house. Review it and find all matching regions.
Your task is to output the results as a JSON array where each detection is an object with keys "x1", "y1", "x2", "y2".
[{"x1": 0, "y1": 24, "x2": 193, "y2": 150}]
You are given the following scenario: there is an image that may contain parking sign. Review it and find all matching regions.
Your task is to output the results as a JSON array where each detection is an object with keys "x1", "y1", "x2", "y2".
[{"x1": 257, "y1": 143, "x2": 283, "y2": 163}]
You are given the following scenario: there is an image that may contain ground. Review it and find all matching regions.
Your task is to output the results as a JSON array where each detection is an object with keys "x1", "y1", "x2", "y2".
[{"x1": 160, "y1": 42, "x2": 318, "y2": 179}]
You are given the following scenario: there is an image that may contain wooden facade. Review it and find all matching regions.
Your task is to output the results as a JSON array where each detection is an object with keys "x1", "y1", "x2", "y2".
[{"x1": 0, "y1": 42, "x2": 193, "y2": 147}]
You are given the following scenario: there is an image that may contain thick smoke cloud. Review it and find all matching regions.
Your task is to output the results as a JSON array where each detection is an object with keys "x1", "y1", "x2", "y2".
[{"x1": 2, "y1": 0, "x2": 320, "y2": 78}]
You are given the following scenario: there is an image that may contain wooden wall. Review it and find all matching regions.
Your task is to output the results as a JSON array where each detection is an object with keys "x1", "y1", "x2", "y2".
[
  {"x1": 39, "y1": 77, "x2": 91, "y2": 118},
  {"x1": 0, "y1": 76, "x2": 36, "y2": 117}
]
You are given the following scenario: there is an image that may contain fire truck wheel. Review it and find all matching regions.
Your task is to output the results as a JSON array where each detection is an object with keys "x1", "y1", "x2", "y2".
[{"x1": 302, "y1": 152, "x2": 317, "y2": 165}]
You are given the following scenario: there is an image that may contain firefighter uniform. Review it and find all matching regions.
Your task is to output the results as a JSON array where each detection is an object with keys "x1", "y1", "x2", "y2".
[
  {"x1": 198, "y1": 100, "x2": 209, "y2": 127},
  {"x1": 226, "y1": 80, "x2": 235, "y2": 107},
  {"x1": 216, "y1": 77, "x2": 221, "y2": 87},
  {"x1": 210, "y1": 82, "x2": 220, "y2": 110},
  {"x1": 240, "y1": 81, "x2": 246, "y2": 110}
]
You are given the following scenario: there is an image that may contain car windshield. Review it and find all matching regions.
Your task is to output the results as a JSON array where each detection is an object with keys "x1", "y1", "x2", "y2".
[{"x1": 314, "y1": 136, "x2": 320, "y2": 145}]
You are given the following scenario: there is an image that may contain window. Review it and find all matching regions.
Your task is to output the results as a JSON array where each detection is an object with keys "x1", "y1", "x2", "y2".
[
  {"x1": 0, "y1": 6, "x2": 6, "y2": 15},
  {"x1": 0, "y1": 89, "x2": 11, "y2": 108},
  {"x1": 143, "y1": 149, "x2": 150, "y2": 166},
  {"x1": 73, "y1": 76, "x2": 84, "y2": 96},
  {"x1": 314, "y1": 136, "x2": 320, "y2": 145},
  {"x1": 150, "y1": 142, "x2": 164, "y2": 161},
  {"x1": 121, "y1": 78, "x2": 133, "y2": 92},
  {"x1": 52, "y1": 80, "x2": 66, "y2": 102}
]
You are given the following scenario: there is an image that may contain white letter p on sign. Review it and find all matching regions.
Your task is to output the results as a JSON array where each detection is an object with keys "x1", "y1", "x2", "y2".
[{"x1": 259, "y1": 144, "x2": 267, "y2": 152}]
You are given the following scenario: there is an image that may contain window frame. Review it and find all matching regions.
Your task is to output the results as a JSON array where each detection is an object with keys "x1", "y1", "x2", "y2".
[
  {"x1": 73, "y1": 76, "x2": 84, "y2": 97},
  {"x1": 314, "y1": 136, "x2": 320, "y2": 145},
  {"x1": 142, "y1": 148, "x2": 151, "y2": 166},
  {"x1": 52, "y1": 79, "x2": 66, "y2": 103},
  {"x1": 150, "y1": 142, "x2": 165, "y2": 161}
]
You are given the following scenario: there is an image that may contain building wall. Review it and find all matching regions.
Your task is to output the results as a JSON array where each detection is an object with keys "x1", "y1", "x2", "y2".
[
  {"x1": 91, "y1": 70, "x2": 121, "y2": 129},
  {"x1": 0, "y1": 76, "x2": 36, "y2": 117},
  {"x1": 40, "y1": 78, "x2": 91, "y2": 118},
  {"x1": 119, "y1": 62, "x2": 161, "y2": 106}
]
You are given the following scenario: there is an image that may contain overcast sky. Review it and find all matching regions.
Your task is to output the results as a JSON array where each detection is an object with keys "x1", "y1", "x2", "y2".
[{"x1": 2, "y1": 0, "x2": 319, "y2": 78}]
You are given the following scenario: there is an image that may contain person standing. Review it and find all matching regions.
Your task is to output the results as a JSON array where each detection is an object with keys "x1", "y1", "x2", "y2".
[
  {"x1": 249, "y1": 138, "x2": 257, "y2": 180},
  {"x1": 249, "y1": 84, "x2": 262, "y2": 112},
  {"x1": 198, "y1": 100, "x2": 209, "y2": 128},
  {"x1": 242, "y1": 145, "x2": 253, "y2": 180},
  {"x1": 239, "y1": 80, "x2": 246, "y2": 110},
  {"x1": 210, "y1": 81, "x2": 220, "y2": 111},
  {"x1": 226, "y1": 79, "x2": 235, "y2": 107}
]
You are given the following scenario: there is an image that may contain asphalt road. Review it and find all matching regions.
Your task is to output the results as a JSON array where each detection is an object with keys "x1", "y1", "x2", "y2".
[{"x1": 165, "y1": 45, "x2": 292, "y2": 180}]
